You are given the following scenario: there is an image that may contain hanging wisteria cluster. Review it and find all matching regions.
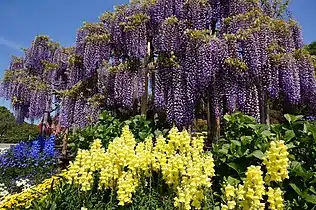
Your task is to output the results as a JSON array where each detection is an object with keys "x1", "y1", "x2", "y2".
[{"x1": 1, "y1": 0, "x2": 316, "y2": 128}]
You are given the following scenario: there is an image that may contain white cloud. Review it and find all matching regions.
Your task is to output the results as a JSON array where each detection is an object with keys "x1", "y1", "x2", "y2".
[{"x1": 0, "y1": 37, "x2": 22, "y2": 51}]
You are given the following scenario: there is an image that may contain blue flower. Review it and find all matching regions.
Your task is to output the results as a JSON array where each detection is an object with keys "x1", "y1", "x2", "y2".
[
  {"x1": 0, "y1": 135, "x2": 58, "y2": 194},
  {"x1": 43, "y1": 135, "x2": 56, "y2": 157},
  {"x1": 31, "y1": 140, "x2": 41, "y2": 159}
]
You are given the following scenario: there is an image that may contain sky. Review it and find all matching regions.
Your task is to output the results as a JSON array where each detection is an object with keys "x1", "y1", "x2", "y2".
[{"x1": 0, "y1": 0, "x2": 315, "y2": 111}]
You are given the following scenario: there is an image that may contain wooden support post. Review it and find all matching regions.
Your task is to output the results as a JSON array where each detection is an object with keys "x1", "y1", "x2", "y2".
[
  {"x1": 257, "y1": 84, "x2": 270, "y2": 125},
  {"x1": 141, "y1": 41, "x2": 151, "y2": 116},
  {"x1": 207, "y1": 85, "x2": 220, "y2": 146}
]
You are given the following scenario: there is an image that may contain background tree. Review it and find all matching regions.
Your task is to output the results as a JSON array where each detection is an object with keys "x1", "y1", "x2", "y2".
[
  {"x1": 0, "y1": 106, "x2": 15, "y2": 137},
  {"x1": 305, "y1": 41, "x2": 316, "y2": 56},
  {"x1": 0, "y1": 106, "x2": 39, "y2": 143}
]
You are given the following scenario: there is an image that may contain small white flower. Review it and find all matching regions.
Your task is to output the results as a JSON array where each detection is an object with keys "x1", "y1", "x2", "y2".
[
  {"x1": 16, "y1": 178, "x2": 30, "y2": 187},
  {"x1": 0, "y1": 189, "x2": 9, "y2": 197},
  {"x1": 0, "y1": 183, "x2": 9, "y2": 197},
  {"x1": 81, "y1": 207, "x2": 88, "y2": 210}
]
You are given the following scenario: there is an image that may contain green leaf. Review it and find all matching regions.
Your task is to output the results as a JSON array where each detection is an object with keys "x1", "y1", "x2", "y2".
[
  {"x1": 261, "y1": 130, "x2": 272, "y2": 137},
  {"x1": 284, "y1": 130, "x2": 295, "y2": 141},
  {"x1": 218, "y1": 148, "x2": 229, "y2": 155},
  {"x1": 227, "y1": 162, "x2": 241, "y2": 174},
  {"x1": 50, "y1": 202, "x2": 57, "y2": 210},
  {"x1": 310, "y1": 178, "x2": 316, "y2": 184},
  {"x1": 227, "y1": 176, "x2": 241, "y2": 185},
  {"x1": 309, "y1": 186, "x2": 316, "y2": 195},
  {"x1": 231, "y1": 140, "x2": 241, "y2": 147},
  {"x1": 223, "y1": 114, "x2": 232, "y2": 122},
  {"x1": 305, "y1": 194, "x2": 316, "y2": 204},
  {"x1": 286, "y1": 142, "x2": 296, "y2": 149},
  {"x1": 284, "y1": 114, "x2": 292, "y2": 123},
  {"x1": 290, "y1": 183, "x2": 302, "y2": 197},
  {"x1": 307, "y1": 124, "x2": 316, "y2": 139},
  {"x1": 240, "y1": 136, "x2": 252, "y2": 145},
  {"x1": 285, "y1": 114, "x2": 304, "y2": 124},
  {"x1": 247, "y1": 150, "x2": 265, "y2": 160},
  {"x1": 139, "y1": 131, "x2": 147, "y2": 140}
]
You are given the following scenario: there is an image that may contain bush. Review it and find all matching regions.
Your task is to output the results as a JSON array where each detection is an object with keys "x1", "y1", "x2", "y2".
[
  {"x1": 68, "y1": 111, "x2": 167, "y2": 154},
  {"x1": 212, "y1": 113, "x2": 316, "y2": 209}
]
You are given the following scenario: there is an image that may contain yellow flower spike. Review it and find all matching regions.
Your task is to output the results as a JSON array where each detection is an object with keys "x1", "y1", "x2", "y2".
[
  {"x1": 267, "y1": 187, "x2": 284, "y2": 210},
  {"x1": 238, "y1": 165, "x2": 265, "y2": 209},
  {"x1": 225, "y1": 184, "x2": 235, "y2": 199},
  {"x1": 264, "y1": 140, "x2": 289, "y2": 183},
  {"x1": 47, "y1": 126, "x2": 216, "y2": 209}
]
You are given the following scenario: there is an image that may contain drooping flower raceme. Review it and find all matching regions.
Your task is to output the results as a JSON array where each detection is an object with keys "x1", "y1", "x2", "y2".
[{"x1": 263, "y1": 140, "x2": 289, "y2": 183}]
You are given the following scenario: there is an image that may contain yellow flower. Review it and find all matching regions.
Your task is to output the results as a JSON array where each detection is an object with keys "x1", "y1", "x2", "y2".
[
  {"x1": 225, "y1": 184, "x2": 235, "y2": 199},
  {"x1": 263, "y1": 140, "x2": 289, "y2": 183},
  {"x1": 0, "y1": 176, "x2": 61, "y2": 209},
  {"x1": 267, "y1": 187, "x2": 284, "y2": 210},
  {"x1": 221, "y1": 204, "x2": 229, "y2": 210},
  {"x1": 239, "y1": 166, "x2": 265, "y2": 210},
  {"x1": 117, "y1": 171, "x2": 139, "y2": 205},
  {"x1": 65, "y1": 126, "x2": 215, "y2": 210}
]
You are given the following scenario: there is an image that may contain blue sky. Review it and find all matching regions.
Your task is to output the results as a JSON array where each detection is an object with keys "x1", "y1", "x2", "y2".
[{"x1": 0, "y1": 0, "x2": 315, "y2": 110}]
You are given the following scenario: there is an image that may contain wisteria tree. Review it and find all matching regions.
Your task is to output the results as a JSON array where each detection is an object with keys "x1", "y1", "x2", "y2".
[{"x1": 1, "y1": 0, "x2": 316, "y2": 143}]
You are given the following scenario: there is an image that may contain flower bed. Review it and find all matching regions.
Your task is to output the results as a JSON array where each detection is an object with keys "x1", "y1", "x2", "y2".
[
  {"x1": 1, "y1": 113, "x2": 316, "y2": 209},
  {"x1": 0, "y1": 135, "x2": 58, "y2": 198}
]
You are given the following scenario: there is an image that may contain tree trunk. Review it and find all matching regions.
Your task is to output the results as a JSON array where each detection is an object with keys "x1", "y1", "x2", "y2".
[
  {"x1": 207, "y1": 85, "x2": 220, "y2": 145},
  {"x1": 62, "y1": 128, "x2": 69, "y2": 157},
  {"x1": 16, "y1": 105, "x2": 26, "y2": 124},
  {"x1": 258, "y1": 86, "x2": 270, "y2": 124},
  {"x1": 141, "y1": 41, "x2": 152, "y2": 116},
  {"x1": 141, "y1": 70, "x2": 149, "y2": 115},
  {"x1": 41, "y1": 98, "x2": 51, "y2": 136}
]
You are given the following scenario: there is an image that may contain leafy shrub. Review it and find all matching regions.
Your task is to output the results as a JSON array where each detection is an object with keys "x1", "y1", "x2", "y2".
[
  {"x1": 69, "y1": 111, "x2": 160, "y2": 153},
  {"x1": 213, "y1": 112, "x2": 316, "y2": 209},
  {"x1": 0, "y1": 135, "x2": 58, "y2": 195},
  {"x1": 69, "y1": 111, "x2": 123, "y2": 152}
]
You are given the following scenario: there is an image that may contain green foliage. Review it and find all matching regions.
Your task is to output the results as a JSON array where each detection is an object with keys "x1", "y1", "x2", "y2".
[
  {"x1": 69, "y1": 111, "x2": 123, "y2": 152},
  {"x1": 213, "y1": 113, "x2": 271, "y2": 180},
  {"x1": 0, "y1": 106, "x2": 39, "y2": 143},
  {"x1": 0, "y1": 106, "x2": 15, "y2": 137},
  {"x1": 212, "y1": 112, "x2": 316, "y2": 209},
  {"x1": 69, "y1": 111, "x2": 156, "y2": 153},
  {"x1": 305, "y1": 41, "x2": 316, "y2": 56},
  {"x1": 124, "y1": 115, "x2": 153, "y2": 141},
  {"x1": 305, "y1": 41, "x2": 316, "y2": 72},
  {"x1": 271, "y1": 114, "x2": 316, "y2": 208}
]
